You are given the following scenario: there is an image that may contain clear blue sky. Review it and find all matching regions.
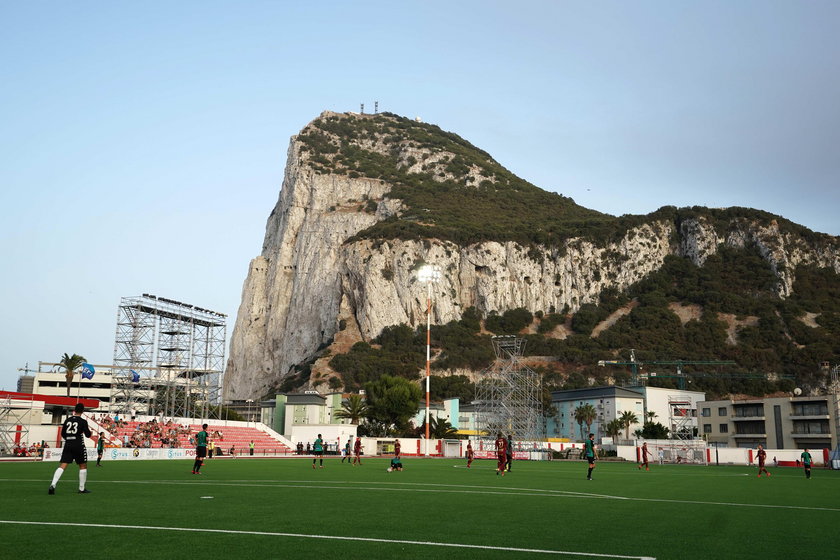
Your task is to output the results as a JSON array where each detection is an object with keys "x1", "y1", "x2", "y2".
[{"x1": 2, "y1": 1, "x2": 839, "y2": 391}]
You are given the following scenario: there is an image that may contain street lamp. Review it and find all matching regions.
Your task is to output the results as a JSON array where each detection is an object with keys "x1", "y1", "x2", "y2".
[
  {"x1": 246, "y1": 399, "x2": 254, "y2": 427},
  {"x1": 417, "y1": 264, "x2": 441, "y2": 457}
]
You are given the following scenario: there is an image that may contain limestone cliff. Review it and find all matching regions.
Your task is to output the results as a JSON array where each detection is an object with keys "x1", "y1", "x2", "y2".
[{"x1": 224, "y1": 111, "x2": 840, "y2": 400}]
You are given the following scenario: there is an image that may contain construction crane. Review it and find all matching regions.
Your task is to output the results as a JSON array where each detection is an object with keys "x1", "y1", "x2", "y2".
[{"x1": 597, "y1": 349, "x2": 767, "y2": 389}]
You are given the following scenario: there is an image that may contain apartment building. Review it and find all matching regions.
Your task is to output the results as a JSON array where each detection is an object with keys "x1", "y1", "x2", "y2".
[{"x1": 699, "y1": 395, "x2": 838, "y2": 449}]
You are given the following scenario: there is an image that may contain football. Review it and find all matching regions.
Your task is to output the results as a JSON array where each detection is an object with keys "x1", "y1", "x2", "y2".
[{"x1": 386, "y1": 467, "x2": 393, "y2": 472}]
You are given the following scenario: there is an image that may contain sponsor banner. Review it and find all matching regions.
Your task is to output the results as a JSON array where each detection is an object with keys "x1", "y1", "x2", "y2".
[{"x1": 42, "y1": 447, "x2": 196, "y2": 462}]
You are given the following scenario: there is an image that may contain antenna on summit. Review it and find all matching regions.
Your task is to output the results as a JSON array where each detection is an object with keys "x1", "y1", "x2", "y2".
[
  {"x1": 374, "y1": 101, "x2": 379, "y2": 114},
  {"x1": 360, "y1": 103, "x2": 364, "y2": 114}
]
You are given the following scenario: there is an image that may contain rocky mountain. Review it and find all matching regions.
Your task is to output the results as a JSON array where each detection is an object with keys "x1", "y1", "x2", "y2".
[{"x1": 223, "y1": 111, "x2": 840, "y2": 401}]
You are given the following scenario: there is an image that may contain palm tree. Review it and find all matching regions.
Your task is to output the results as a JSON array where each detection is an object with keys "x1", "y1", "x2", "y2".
[
  {"x1": 646, "y1": 410, "x2": 657, "y2": 423},
  {"x1": 428, "y1": 416, "x2": 459, "y2": 439},
  {"x1": 619, "y1": 410, "x2": 639, "y2": 441},
  {"x1": 605, "y1": 418, "x2": 623, "y2": 442},
  {"x1": 59, "y1": 353, "x2": 86, "y2": 397},
  {"x1": 574, "y1": 404, "x2": 597, "y2": 440},
  {"x1": 335, "y1": 394, "x2": 368, "y2": 424}
]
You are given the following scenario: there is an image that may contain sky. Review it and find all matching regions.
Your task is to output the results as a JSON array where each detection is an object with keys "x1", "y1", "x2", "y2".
[{"x1": 2, "y1": 1, "x2": 839, "y2": 392}]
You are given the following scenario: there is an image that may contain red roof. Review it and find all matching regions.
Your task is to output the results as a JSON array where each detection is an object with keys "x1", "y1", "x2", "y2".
[{"x1": 0, "y1": 391, "x2": 100, "y2": 409}]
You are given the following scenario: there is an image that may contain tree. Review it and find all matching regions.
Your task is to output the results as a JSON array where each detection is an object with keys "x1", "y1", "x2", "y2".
[
  {"x1": 574, "y1": 403, "x2": 597, "y2": 440},
  {"x1": 619, "y1": 410, "x2": 639, "y2": 441},
  {"x1": 604, "y1": 418, "x2": 623, "y2": 442},
  {"x1": 59, "y1": 353, "x2": 86, "y2": 397},
  {"x1": 335, "y1": 394, "x2": 368, "y2": 424},
  {"x1": 640, "y1": 421, "x2": 670, "y2": 439},
  {"x1": 428, "y1": 374, "x2": 475, "y2": 402},
  {"x1": 364, "y1": 375, "x2": 422, "y2": 434},
  {"x1": 646, "y1": 411, "x2": 658, "y2": 423},
  {"x1": 420, "y1": 416, "x2": 459, "y2": 439}
]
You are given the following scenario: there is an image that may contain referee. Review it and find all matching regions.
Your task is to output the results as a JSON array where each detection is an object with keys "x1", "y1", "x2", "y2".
[{"x1": 49, "y1": 403, "x2": 93, "y2": 494}]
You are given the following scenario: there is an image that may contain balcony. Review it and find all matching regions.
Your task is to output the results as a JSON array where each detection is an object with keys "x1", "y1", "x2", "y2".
[
  {"x1": 733, "y1": 432, "x2": 766, "y2": 438},
  {"x1": 790, "y1": 413, "x2": 830, "y2": 420},
  {"x1": 732, "y1": 415, "x2": 765, "y2": 421}
]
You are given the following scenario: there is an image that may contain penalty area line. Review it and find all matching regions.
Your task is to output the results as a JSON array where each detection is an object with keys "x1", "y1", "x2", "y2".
[{"x1": 0, "y1": 520, "x2": 655, "y2": 559}]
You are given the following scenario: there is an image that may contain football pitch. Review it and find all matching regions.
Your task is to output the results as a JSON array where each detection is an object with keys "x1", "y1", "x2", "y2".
[{"x1": 1, "y1": 457, "x2": 836, "y2": 559}]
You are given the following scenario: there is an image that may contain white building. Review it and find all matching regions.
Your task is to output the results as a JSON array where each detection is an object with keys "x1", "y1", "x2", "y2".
[{"x1": 629, "y1": 386, "x2": 706, "y2": 437}]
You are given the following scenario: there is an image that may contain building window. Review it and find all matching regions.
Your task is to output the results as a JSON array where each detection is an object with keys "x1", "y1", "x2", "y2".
[
  {"x1": 792, "y1": 402, "x2": 829, "y2": 416},
  {"x1": 703, "y1": 424, "x2": 712, "y2": 434},
  {"x1": 702, "y1": 408, "x2": 711, "y2": 417},
  {"x1": 733, "y1": 404, "x2": 764, "y2": 418},
  {"x1": 718, "y1": 407, "x2": 728, "y2": 416},
  {"x1": 719, "y1": 424, "x2": 728, "y2": 433}
]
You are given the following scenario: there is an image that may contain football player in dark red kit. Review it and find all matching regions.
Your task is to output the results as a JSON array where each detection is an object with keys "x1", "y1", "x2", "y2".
[
  {"x1": 466, "y1": 441, "x2": 474, "y2": 468},
  {"x1": 353, "y1": 436, "x2": 363, "y2": 465},
  {"x1": 495, "y1": 432, "x2": 507, "y2": 476},
  {"x1": 756, "y1": 444, "x2": 770, "y2": 477}
]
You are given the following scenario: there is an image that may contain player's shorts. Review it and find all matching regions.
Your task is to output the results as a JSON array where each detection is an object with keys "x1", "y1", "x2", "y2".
[
  {"x1": 196, "y1": 446, "x2": 207, "y2": 458},
  {"x1": 314, "y1": 450, "x2": 323, "y2": 456},
  {"x1": 60, "y1": 444, "x2": 87, "y2": 465},
  {"x1": 587, "y1": 456, "x2": 596, "y2": 465}
]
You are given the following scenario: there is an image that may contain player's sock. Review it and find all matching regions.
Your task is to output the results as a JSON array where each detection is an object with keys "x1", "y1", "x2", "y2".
[
  {"x1": 79, "y1": 469, "x2": 87, "y2": 491},
  {"x1": 51, "y1": 467, "x2": 64, "y2": 487},
  {"x1": 587, "y1": 467, "x2": 593, "y2": 479}
]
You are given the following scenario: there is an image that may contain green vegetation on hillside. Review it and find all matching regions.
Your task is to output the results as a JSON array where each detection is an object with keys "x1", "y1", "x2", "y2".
[
  {"x1": 297, "y1": 112, "x2": 829, "y2": 252},
  {"x1": 293, "y1": 112, "x2": 840, "y2": 400},
  {"x1": 320, "y1": 247, "x2": 840, "y2": 400}
]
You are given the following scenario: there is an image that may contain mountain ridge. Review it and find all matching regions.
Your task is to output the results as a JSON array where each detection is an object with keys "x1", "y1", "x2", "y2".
[{"x1": 223, "y1": 111, "x2": 840, "y2": 401}]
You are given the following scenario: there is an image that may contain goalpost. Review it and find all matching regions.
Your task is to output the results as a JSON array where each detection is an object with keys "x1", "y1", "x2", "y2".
[{"x1": 644, "y1": 440, "x2": 708, "y2": 465}]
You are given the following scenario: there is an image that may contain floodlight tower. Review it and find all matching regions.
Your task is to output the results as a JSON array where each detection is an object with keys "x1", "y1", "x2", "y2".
[
  {"x1": 832, "y1": 365, "x2": 840, "y2": 464},
  {"x1": 418, "y1": 264, "x2": 441, "y2": 456}
]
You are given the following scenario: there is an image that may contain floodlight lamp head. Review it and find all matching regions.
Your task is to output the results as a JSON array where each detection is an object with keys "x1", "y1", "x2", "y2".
[{"x1": 417, "y1": 264, "x2": 441, "y2": 283}]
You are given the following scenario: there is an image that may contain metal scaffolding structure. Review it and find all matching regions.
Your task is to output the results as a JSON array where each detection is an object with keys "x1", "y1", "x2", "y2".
[
  {"x1": 474, "y1": 336, "x2": 544, "y2": 443},
  {"x1": 112, "y1": 294, "x2": 226, "y2": 420},
  {"x1": 669, "y1": 397, "x2": 693, "y2": 440},
  {"x1": 0, "y1": 395, "x2": 31, "y2": 456}
]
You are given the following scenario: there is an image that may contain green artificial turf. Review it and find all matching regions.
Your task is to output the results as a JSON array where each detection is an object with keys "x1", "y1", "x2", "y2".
[{"x1": 1, "y1": 457, "x2": 836, "y2": 559}]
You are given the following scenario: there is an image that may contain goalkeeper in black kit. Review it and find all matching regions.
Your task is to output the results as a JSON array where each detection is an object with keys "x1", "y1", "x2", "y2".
[{"x1": 49, "y1": 403, "x2": 93, "y2": 494}]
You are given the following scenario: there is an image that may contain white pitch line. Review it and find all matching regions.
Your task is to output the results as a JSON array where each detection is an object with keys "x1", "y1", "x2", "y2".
[{"x1": 0, "y1": 519, "x2": 654, "y2": 559}]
